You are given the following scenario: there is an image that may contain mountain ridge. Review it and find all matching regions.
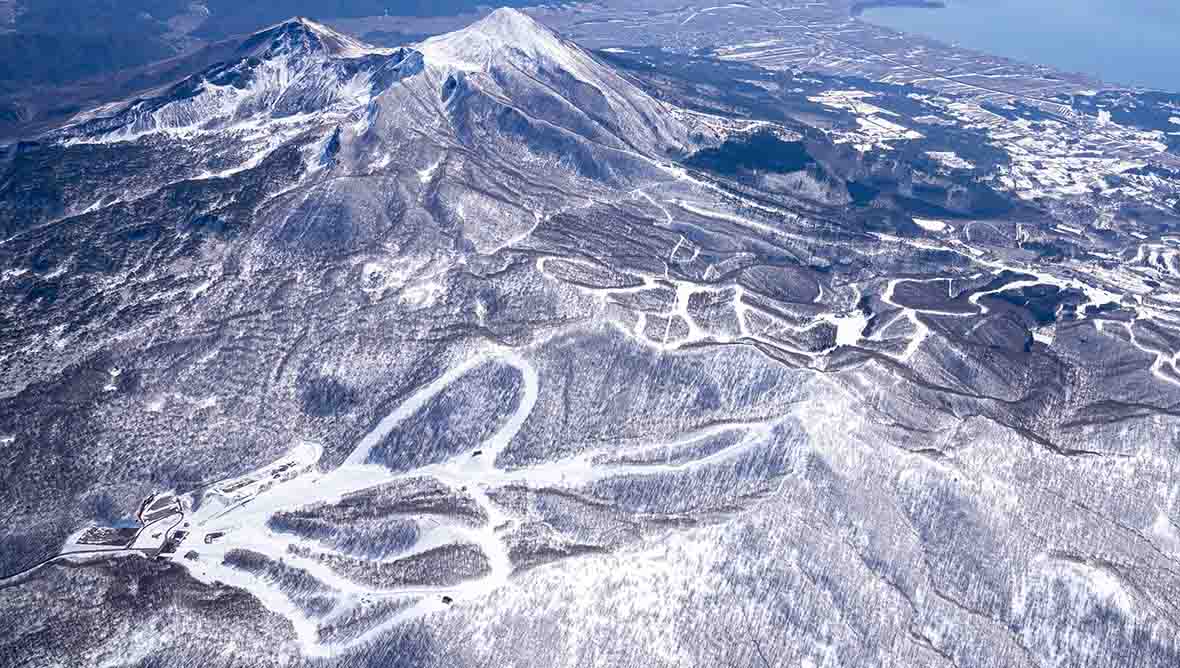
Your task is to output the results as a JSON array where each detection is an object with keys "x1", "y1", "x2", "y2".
[
  {"x1": 52, "y1": 9, "x2": 692, "y2": 161},
  {"x1": 235, "y1": 16, "x2": 396, "y2": 60}
]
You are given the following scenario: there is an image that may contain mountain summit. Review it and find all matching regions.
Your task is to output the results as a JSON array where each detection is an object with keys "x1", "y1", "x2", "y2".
[
  {"x1": 236, "y1": 16, "x2": 392, "y2": 60},
  {"x1": 418, "y1": 8, "x2": 586, "y2": 73},
  {"x1": 57, "y1": 18, "x2": 419, "y2": 143},
  {"x1": 33, "y1": 10, "x2": 710, "y2": 258},
  {"x1": 57, "y1": 8, "x2": 689, "y2": 158},
  {"x1": 415, "y1": 7, "x2": 691, "y2": 158}
]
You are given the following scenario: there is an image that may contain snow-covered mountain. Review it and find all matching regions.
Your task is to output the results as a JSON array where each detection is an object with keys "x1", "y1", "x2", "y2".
[
  {"x1": 7, "y1": 7, "x2": 1180, "y2": 668},
  {"x1": 417, "y1": 8, "x2": 691, "y2": 156},
  {"x1": 60, "y1": 18, "x2": 417, "y2": 143},
  {"x1": 40, "y1": 10, "x2": 715, "y2": 256},
  {"x1": 59, "y1": 11, "x2": 693, "y2": 167}
]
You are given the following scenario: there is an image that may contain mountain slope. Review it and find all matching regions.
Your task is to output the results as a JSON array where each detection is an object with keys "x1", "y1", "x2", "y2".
[
  {"x1": 418, "y1": 8, "x2": 690, "y2": 156},
  {"x1": 58, "y1": 18, "x2": 419, "y2": 143},
  {"x1": 6, "y1": 11, "x2": 720, "y2": 262},
  {"x1": 4, "y1": 9, "x2": 1180, "y2": 668}
]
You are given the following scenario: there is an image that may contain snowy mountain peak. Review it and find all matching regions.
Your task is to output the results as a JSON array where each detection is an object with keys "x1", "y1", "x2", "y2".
[
  {"x1": 237, "y1": 16, "x2": 390, "y2": 60},
  {"x1": 56, "y1": 7, "x2": 687, "y2": 159},
  {"x1": 417, "y1": 7, "x2": 580, "y2": 73},
  {"x1": 471, "y1": 7, "x2": 557, "y2": 40},
  {"x1": 414, "y1": 6, "x2": 692, "y2": 158},
  {"x1": 57, "y1": 17, "x2": 419, "y2": 143}
]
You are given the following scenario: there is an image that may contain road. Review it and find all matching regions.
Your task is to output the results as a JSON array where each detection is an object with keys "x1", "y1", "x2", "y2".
[{"x1": 0, "y1": 498, "x2": 185, "y2": 588}]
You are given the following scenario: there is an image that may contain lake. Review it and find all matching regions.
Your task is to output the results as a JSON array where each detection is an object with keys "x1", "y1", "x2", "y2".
[{"x1": 860, "y1": 0, "x2": 1180, "y2": 91}]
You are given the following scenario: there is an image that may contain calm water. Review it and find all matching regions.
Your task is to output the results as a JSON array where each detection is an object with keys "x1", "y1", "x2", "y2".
[{"x1": 861, "y1": 0, "x2": 1180, "y2": 91}]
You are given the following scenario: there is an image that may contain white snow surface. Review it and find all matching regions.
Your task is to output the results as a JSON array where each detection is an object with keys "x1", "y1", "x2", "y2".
[
  {"x1": 418, "y1": 8, "x2": 589, "y2": 76},
  {"x1": 912, "y1": 217, "x2": 949, "y2": 233},
  {"x1": 412, "y1": 7, "x2": 692, "y2": 156},
  {"x1": 275, "y1": 17, "x2": 393, "y2": 59},
  {"x1": 62, "y1": 18, "x2": 405, "y2": 145}
]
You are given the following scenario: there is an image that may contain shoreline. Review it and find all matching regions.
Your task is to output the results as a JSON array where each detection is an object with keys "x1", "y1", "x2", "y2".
[
  {"x1": 850, "y1": 0, "x2": 1178, "y2": 92},
  {"x1": 850, "y1": 0, "x2": 945, "y2": 18}
]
